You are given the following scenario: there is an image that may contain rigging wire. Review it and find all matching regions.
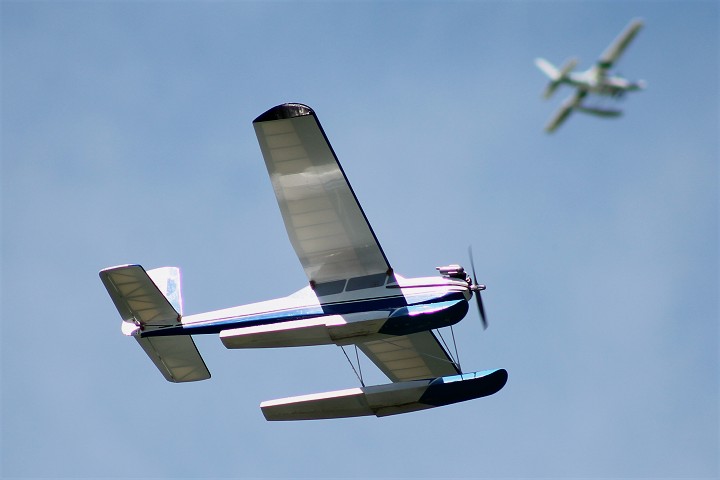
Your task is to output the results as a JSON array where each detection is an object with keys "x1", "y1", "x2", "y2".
[
  {"x1": 354, "y1": 345, "x2": 364, "y2": 386},
  {"x1": 436, "y1": 327, "x2": 461, "y2": 372},
  {"x1": 341, "y1": 345, "x2": 365, "y2": 387},
  {"x1": 436, "y1": 329, "x2": 453, "y2": 361},
  {"x1": 449, "y1": 324, "x2": 462, "y2": 374}
]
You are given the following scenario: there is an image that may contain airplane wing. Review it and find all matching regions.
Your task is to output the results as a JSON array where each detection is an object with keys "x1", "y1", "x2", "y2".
[
  {"x1": 253, "y1": 104, "x2": 391, "y2": 286},
  {"x1": 358, "y1": 331, "x2": 461, "y2": 382},
  {"x1": 545, "y1": 89, "x2": 587, "y2": 133},
  {"x1": 597, "y1": 19, "x2": 643, "y2": 72}
]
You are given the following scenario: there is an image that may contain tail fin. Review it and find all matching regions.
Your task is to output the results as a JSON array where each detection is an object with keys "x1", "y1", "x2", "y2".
[
  {"x1": 99, "y1": 265, "x2": 211, "y2": 383},
  {"x1": 147, "y1": 266, "x2": 184, "y2": 315},
  {"x1": 535, "y1": 57, "x2": 577, "y2": 99}
]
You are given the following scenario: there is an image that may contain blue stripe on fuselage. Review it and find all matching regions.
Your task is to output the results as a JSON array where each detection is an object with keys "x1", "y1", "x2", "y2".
[{"x1": 141, "y1": 290, "x2": 467, "y2": 338}]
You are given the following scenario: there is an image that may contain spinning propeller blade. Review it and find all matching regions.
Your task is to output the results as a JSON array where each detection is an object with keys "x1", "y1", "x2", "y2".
[{"x1": 468, "y1": 246, "x2": 488, "y2": 330}]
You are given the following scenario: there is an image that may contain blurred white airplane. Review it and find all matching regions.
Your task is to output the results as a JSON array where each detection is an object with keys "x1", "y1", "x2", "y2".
[{"x1": 535, "y1": 19, "x2": 646, "y2": 133}]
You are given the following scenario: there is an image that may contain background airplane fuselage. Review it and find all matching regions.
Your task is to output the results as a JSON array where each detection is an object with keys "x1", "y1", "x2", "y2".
[{"x1": 566, "y1": 68, "x2": 645, "y2": 96}]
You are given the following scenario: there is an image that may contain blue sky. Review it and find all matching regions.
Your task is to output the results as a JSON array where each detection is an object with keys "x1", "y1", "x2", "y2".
[{"x1": 1, "y1": 1, "x2": 717, "y2": 478}]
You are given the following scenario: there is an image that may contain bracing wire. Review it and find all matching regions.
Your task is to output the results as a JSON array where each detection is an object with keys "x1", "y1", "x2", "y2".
[
  {"x1": 449, "y1": 324, "x2": 462, "y2": 373},
  {"x1": 436, "y1": 329, "x2": 453, "y2": 360},
  {"x1": 436, "y1": 328, "x2": 461, "y2": 372},
  {"x1": 354, "y1": 345, "x2": 364, "y2": 387},
  {"x1": 341, "y1": 345, "x2": 365, "y2": 387}
]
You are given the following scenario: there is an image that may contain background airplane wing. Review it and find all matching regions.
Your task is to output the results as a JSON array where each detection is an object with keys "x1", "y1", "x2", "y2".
[
  {"x1": 358, "y1": 331, "x2": 461, "y2": 382},
  {"x1": 545, "y1": 90, "x2": 587, "y2": 133},
  {"x1": 597, "y1": 19, "x2": 643, "y2": 71},
  {"x1": 253, "y1": 104, "x2": 391, "y2": 285}
]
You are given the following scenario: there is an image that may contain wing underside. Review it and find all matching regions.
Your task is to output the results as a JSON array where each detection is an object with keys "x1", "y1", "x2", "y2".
[
  {"x1": 253, "y1": 104, "x2": 390, "y2": 286},
  {"x1": 545, "y1": 89, "x2": 587, "y2": 133},
  {"x1": 254, "y1": 105, "x2": 459, "y2": 383},
  {"x1": 597, "y1": 19, "x2": 643, "y2": 71},
  {"x1": 358, "y1": 331, "x2": 461, "y2": 382}
]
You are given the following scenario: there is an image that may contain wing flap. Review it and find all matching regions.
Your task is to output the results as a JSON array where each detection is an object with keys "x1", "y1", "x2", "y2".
[{"x1": 358, "y1": 331, "x2": 460, "y2": 382}]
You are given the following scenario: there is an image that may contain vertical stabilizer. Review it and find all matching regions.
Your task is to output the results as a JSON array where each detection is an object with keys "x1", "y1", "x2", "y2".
[{"x1": 147, "y1": 267, "x2": 184, "y2": 316}]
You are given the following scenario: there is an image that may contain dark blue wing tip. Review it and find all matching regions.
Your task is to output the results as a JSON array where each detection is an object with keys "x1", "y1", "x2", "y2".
[{"x1": 254, "y1": 103, "x2": 314, "y2": 123}]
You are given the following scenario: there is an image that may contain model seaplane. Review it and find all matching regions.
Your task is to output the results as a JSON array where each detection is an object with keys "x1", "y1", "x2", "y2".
[
  {"x1": 99, "y1": 103, "x2": 507, "y2": 420},
  {"x1": 535, "y1": 18, "x2": 646, "y2": 133}
]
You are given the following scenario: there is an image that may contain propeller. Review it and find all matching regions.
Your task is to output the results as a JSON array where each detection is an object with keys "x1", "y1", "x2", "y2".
[{"x1": 468, "y1": 246, "x2": 488, "y2": 330}]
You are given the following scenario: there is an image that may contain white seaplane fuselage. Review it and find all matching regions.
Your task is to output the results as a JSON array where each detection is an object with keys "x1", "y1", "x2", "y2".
[{"x1": 139, "y1": 273, "x2": 472, "y2": 350}]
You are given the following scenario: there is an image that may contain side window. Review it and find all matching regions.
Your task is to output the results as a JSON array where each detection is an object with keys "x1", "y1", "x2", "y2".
[
  {"x1": 346, "y1": 273, "x2": 387, "y2": 291},
  {"x1": 313, "y1": 279, "x2": 347, "y2": 296}
]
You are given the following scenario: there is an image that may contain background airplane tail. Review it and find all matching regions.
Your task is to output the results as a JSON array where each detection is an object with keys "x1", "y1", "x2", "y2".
[
  {"x1": 100, "y1": 265, "x2": 211, "y2": 383},
  {"x1": 535, "y1": 57, "x2": 577, "y2": 98}
]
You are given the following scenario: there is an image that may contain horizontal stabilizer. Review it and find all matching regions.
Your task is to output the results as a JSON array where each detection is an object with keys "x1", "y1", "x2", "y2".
[
  {"x1": 135, "y1": 335, "x2": 211, "y2": 383},
  {"x1": 99, "y1": 264, "x2": 210, "y2": 382},
  {"x1": 535, "y1": 57, "x2": 560, "y2": 80},
  {"x1": 261, "y1": 368, "x2": 507, "y2": 421},
  {"x1": 100, "y1": 265, "x2": 181, "y2": 328}
]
